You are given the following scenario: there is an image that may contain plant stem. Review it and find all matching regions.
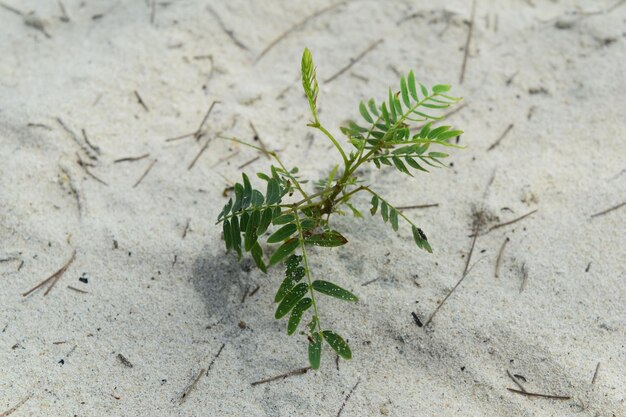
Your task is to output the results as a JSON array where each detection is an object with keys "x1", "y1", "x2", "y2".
[
  {"x1": 294, "y1": 209, "x2": 322, "y2": 333},
  {"x1": 313, "y1": 123, "x2": 349, "y2": 167}
]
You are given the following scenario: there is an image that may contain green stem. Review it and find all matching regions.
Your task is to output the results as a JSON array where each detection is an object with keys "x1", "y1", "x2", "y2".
[
  {"x1": 312, "y1": 124, "x2": 349, "y2": 168},
  {"x1": 294, "y1": 209, "x2": 322, "y2": 333}
]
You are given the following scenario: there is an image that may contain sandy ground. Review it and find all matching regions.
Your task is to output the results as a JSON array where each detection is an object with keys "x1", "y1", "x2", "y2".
[{"x1": 1, "y1": 0, "x2": 625, "y2": 416}]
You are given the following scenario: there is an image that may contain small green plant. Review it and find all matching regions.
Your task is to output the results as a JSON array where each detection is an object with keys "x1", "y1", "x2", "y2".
[{"x1": 216, "y1": 48, "x2": 463, "y2": 369}]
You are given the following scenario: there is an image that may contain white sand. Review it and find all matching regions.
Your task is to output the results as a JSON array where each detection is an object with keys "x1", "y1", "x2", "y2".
[{"x1": 1, "y1": 1, "x2": 624, "y2": 416}]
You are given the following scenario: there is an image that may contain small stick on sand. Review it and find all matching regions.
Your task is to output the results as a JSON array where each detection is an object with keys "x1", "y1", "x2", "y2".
[
  {"x1": 361, "y1": 277, "x2": 380, "y2": 286},
  {"x1": 179, "y1": 368, "x2": 206, "y2": 404},
  {"x1": 324, "y1": 39, "x2": 383, "y2": 83},
  {"x1": 459, "y1": 0, "x2": 477, "y2": 84},
  {"x1": 255, "y1": 1, "x2": 346, "y2": 63},
  {"x1": 249, "y1": 122, "x2": 270, "y2": 158},
  {"x1": 165, "y1": 101, "x2": 220, "y2": 142},
  {"x1": 424, "y1": 219, "x2": 480, "y2": 328},
  {"x1": 206, "y1": 343, "x2": 226, "y2": 375},
  {"x1": 134, "y1": 90, "x2": 149, "y2": 112},
  {"x1": 114, "y1": 153, "x2": 150, "y2": 163},
  {"x1": 507, "y1": 369, "x2": 527, "y2": 392},
  {"x1": 0, "y1": 393, "x2": 32, "y2": 417},
  {"x1": 590, "y1": 201, "x2": 625, "y2": 218},
  {"x1": 481, "y1": 209, "x2": 538, "y2": 235},
  {"x1": 60, "y1": 167, "x2": 81, "y2": 216},
  {"x1": 182, "y1": 219, "x2": 190, "y2": 239},
  {"x1": 58, "y1": 1, "x2": 70, "y2": 22},
  {"x1": 506, "y1": 388, "x2": 570, "y2": 400},
  {"x1": 81, "y1": 129, "x2": 101, "y2": 155},
  {"x1": 57, "y1": 118, "x2": 96, "y2": 160},
  {"x1": 0, "y1": 2, "x2": 23, "y2": 16},
  {"x1": 23, "y1": 249, "x2": 76, "y2": 297},
  {"x1": 397, "y1": 203, "x2": 439, "y2": 210},
  {"x1": 248, "y1": 285, "x2": 260, "y2": 297},
  {"x1": 133, "y1": 159, "x2": 157, "y2": 188},
  {"x1": 67, "y1": 285, "x2": 88, "y2": 294},
  {"x1": 188, "y1": 137, "x2": 211, "y2": 170},
  {"x1": 237, "y1": 156, "x2": 260, "y2": 170},
  {"x1": 336, "y1": 380, "x2": 360, "y2": 417},
  {"x1": 207, "y1": 5, "x2": 248, "y2": 50},
  {"x1": 591, "y1": 362, "x2": 600, "y2": 384},
  {"x1": 519, "y1": 262, "x2": 528, "y2": 293},
  {"x1": 149, "y1": 0, "x2": 155, "y2": 24},
  {"x1": 211, "y1": 151, "x2": 240, "y2": 169},
  {"x1": 250, "y1": 367, "x2": 311, "y2": 386},
  {"x1": 495, "y1": 237, "x2": 510, "y2": 278},
  {"x1": 411, "y1": 312, "x2": 423, "y2": 327},
  {"x1": 76, "y1": 153, "x2": 108, "y2": 185},
  {"x1": 487, "y1": 124, "x2": 514, "y2": 151}
]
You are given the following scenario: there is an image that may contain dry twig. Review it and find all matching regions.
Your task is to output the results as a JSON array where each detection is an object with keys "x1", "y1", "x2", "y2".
[
  {"x1": 133, "y1": 159, "x2": 157, "y2": 188},
  {"x1": 336, "y1": 380, "x2": 360, "y2": 417},
  {"x1": 23, "y1": 249, "x2": 76, "y2": 297},
  {"x1": 495, "y1": 237, "x2": 510, "y2": 278},
  {"x1": 459, "y1": 0, "x2": 477, "y2": 84},
  {"x1": 250, "y1": 367, "x2": 311, "y2": 386},
  {"x1": 487, "y1": 124, "x2": 514, "y2": 151},
  {"x1": 324, "y1": 39, "x2": 383, "y2": 83},
  {"x1": 506, "y1": 388, "x2": 570, "y2": 400},
  {"x1": 590, "y1": 201, "x2": 625, "y2": 218}
]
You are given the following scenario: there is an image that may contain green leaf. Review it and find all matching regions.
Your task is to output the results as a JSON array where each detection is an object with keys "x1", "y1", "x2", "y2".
[
  {"x1": 275, "y1": 255, "x2": 305, "y2": 302},
  {"x1": 400, "y1": 76, "x2": 411, "y2": 107},
  {"x1": 267, "y1": 223, "x2": 298, "y2": 243},
  {"x1": 287, "y1": 298, "x2": 312, "y2": 335},
  {"x1": 251, "y1": 190, "x2": 264, "y2": 206},
  {"x1": 304, "y1": 231, "x2": 348, "y2": 247},
  {"x1": 244, "y1": 210, "x2": 260, "y2": 251},
  {"x1": 408, "y1": 70, "x2": 418, "y2": 101},
  {"x1": 217, "y1": 198, "x2": 232, "y2": 221},
  {"x1": 231, "y1": 216, "x2": 242, "y2": 258},
  {"x1": 412, "y1": 225, "x2": 433, "y2": 253},
  {"x1": 368, "y1": 98, "x2": 379, "y2": 116},
  {"x1": 419, "y1": 83, "x2": 428, "y2": 97},
  {"x1": 312, "y1": 280, "x2": 358, "y2": 302},
  {"x1": 251, "y1": 242, "x2": 267, "y2": 273},
  {"x1": 273, "y1": 213, "x2": 295, "y2": 225},
  {"x1": 266, "y1": 178, "x2": 280, "y2": 204},
  {"x1": 405, "y1": 157, "x2": 429, "y2": 172},
  {"x1": 392, "y1": 156, "x2": 411, "y2": 175},
  {"x1": 436, "y1": 129, "x2": 463, "y2": 141},
  {"x1": 275, "y1": 282, "x2": 308, "y2": 319},
  {"x1": 322, "y1": 330, "x2": 352, "y2": 360},
  {"x1": 347, "y1": 203, "x2": 363, "y2": 218},
  {"x1": 388, "y1": 89, "x2": 397, "y2": 122},
  {"x1": 223, "y1": 219, "x2": 232, "y2": 250},
  {"x1": 370, "y1": 195, "x2": 379, "y2": 215},
  {"x1": 418, "y1": 122, "x2": 432, "y2": 138},
  {"x1": 242, "y1": 173, "x2": 252, "y2": 209},
  {"x1": 359, "y1": 101, "x2": 373, "y2": 123},
  {"x1": 428, "y1": 126, "x2": 450, "y2": 139},
  {"x1": 308, "y1": 332, "x2": 322, "y2": 370},
  {"x1": 432, "y1": 84, "x2": 451, "y2": 93},
  {"x1": 390, "y1": 208, "x2": 399, "y2": 231},
  {"x1": 269, "y1": 238, "x2": 299, "y2": 266},
  {"x1": 257, "y1": 207, "x2": 274, "y2": 236},
  {"x1": 381, "y1": 201, "x2": 389, "y2": 222},
  {"x1": 232, "y1": 183, "x2": 244, "y2": 212},
  {"x1": 381, "y1": 102, "x2": 391, "y2": 127}
]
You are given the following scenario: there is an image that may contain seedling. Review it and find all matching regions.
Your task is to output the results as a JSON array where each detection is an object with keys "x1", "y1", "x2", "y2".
[{"x1": 216, "y1": 48, "x2": 463, "y2": 369}]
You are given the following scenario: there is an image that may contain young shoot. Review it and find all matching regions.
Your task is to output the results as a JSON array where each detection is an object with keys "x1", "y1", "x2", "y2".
[{"x1": 216, "y1": 48, "x2": 463, "y2": 369}]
